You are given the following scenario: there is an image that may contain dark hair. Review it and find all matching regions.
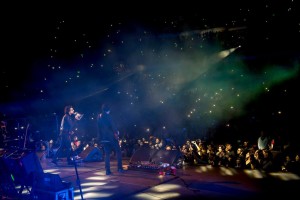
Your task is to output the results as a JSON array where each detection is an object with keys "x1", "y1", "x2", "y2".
[
  {"x1": 64, "y1": 105, "x2": 73, "y2": 114},
  {"x1": 101, "y1": 104, "x2": 110, "y2": 112}
]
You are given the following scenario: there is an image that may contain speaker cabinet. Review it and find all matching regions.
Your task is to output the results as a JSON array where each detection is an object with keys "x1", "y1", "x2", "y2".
[
  {"x1": 21, "y1": 151, "x2": 43, "y2": 175},
  {"x1": 129, "y1": 148, "x2": 183, "y2": 171},
  {"x1": 3, "y1": 151, "x2": 43, "y2": 184},
  {"x1": 0, "y1": 157, "x2": 18, "y2": 197},
  {"x1": 129, "y1": 146, "x2": 157, "y2": 164},
  {"x1": 79, "y1": 146, "x2": 103, "y2": 162},
  {"x1": 1, "y1": 150, "x2": 44, "y2": 196},
  {"x1": 150, "y1": 149, "x2": 182, "y2": 166},
  {"x1": 32, "y1": 172, "x2": 73, "y2": 200},
  {"x1": 33, "y1": 173, "x2": 66, "y2": 191}
]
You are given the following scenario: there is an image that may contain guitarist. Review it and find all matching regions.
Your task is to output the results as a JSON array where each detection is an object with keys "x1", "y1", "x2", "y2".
[
  {"x1": 97, "y1": 103, "x2": 124, "y2": 175},
  {"x1": 52, "y1": 105, "x2": 80, "y2": 165}
]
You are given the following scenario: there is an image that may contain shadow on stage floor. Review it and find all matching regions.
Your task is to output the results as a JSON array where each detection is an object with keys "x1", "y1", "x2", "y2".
[{"x1": 1, "y1": 151, "x2": 300, "y2": 200}]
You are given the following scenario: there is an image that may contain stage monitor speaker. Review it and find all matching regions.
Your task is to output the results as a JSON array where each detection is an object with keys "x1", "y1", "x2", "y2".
[
  {"x1": 21, "y1": 151, "x2": 43, "y2": 175},
  {"x1": 3, "y1": 151, "x2": 43, "y2": 186},
  {"x1": 33, "y1": 172, "x2": 66, "y2": 191},
  {"x1": 129, "y1": 146, "x2": 157, "y2": 164},
  {"x1": 150, "y1": 149, "x2": 182, "y2": 166},
  {"x1": 79, "y1": 146, "x2": 103, "y2": 162},
  {"x1": 1, "y1": 150, "x2": 44, "y2": 196},
  {"x1": 0, "y1": 157, "x2": 18, "y2": 197}
]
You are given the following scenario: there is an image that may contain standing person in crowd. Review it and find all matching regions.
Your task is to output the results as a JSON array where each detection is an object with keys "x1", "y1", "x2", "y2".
[
  {"x1": 97, "y1": 103, "x2": 124, "y2": 175},
  {"x1": 257, "y1": 130, "x2": 270, "y2": 150},
  {"x1": 52, "y1": 105, "x2": 82, "y2": 165}
]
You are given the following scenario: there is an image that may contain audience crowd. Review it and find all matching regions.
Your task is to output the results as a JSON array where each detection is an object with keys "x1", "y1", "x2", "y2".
[{"x1": 115, "y1": 131, "x2": 300, "y2": 175}]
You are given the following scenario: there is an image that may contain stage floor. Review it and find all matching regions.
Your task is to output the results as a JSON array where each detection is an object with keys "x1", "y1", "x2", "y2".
[{"x1": 2, "y1": 152, "x2": 300, "y2": 200}]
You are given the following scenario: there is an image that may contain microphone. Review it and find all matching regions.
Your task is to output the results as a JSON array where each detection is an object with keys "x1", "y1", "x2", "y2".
[{"x1": 74, "y1": 112, "x2": 83, "y2": 120}]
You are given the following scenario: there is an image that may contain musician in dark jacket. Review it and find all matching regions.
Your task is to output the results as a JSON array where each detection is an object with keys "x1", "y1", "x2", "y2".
[
  {"x1": 52, "y1": 105, "x2": 80, "y2": 165},
  {"x1": 97, "y1": 103, "x2": 124, "y2": 175}
]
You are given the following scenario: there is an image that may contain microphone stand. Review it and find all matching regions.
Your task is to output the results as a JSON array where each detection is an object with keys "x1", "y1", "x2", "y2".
[
  {"x1": 23, "y1": 124, "x2": 30, "y2": 150},
  {"x1": 71, "y1": 114, "x2": 84, "y2": 199},
  {"x1": 72, "y1": 155, "x2": 84, "y2": 200}
]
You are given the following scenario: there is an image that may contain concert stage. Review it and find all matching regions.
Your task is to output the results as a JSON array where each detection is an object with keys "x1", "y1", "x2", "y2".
[{"x1": 1, "y1": 149, "x2": 300, "y2": 200}]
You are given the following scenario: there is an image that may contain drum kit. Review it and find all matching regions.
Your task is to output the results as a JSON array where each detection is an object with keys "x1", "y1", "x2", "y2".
[
  {"x1": 1, "y1": 125, "x2": 48, "y2": 161},
  {"x1": 1, "y1": 120, "x2": 30, "y2": 151}
]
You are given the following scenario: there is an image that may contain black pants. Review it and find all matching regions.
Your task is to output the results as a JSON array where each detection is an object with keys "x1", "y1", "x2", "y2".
[
  {"x1": 102, "y1": 140, "x2": 122, "y2": 172},
  {"x1": 53, "y1": 133, "x2": 72, "y2": 162}
]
